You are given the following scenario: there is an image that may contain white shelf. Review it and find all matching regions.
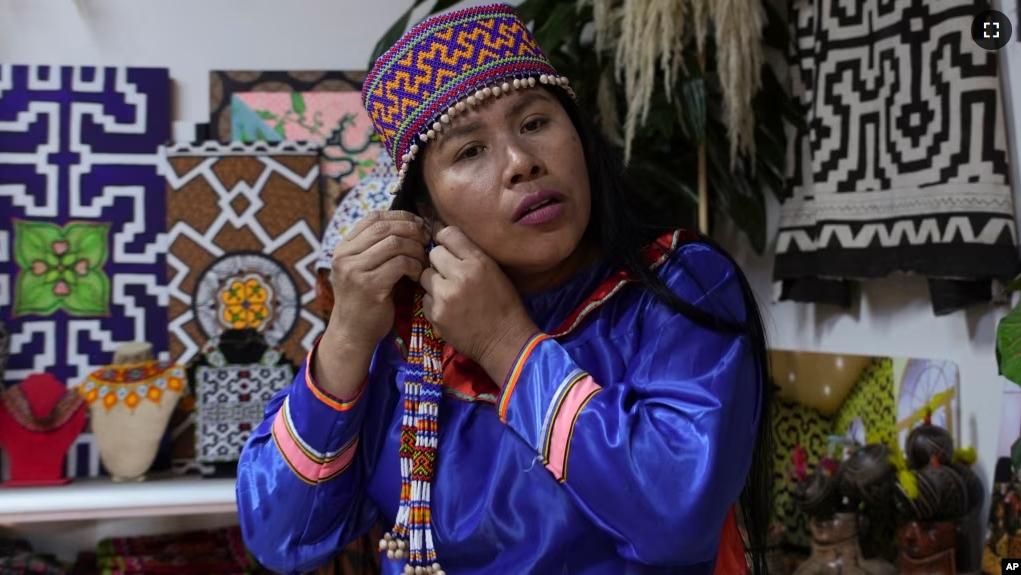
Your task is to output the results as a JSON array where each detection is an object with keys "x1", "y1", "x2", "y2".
[{"x1": 0, "y1": 475, "x2": 237, "y2": 525}]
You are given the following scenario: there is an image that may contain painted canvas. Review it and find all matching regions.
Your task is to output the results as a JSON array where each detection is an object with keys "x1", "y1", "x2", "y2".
[
  {"x1": 160, "y1": 140, "x2": 325, "y2": 368},
  {"x1": 230, "y1": 90, "x2": 383, "y2": 227},
  {"x1": 208, "y1": 70, "x2": 365, "y2": 142},
  {"x1": 0, "y1": 65, "x2": 171, "y2": 391},
  {"x1": 768, "y1": 350, "x2": 961, "y2": 551}
]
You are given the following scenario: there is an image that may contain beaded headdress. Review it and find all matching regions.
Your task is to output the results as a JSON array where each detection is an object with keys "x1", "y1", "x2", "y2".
[
  {"x1": 361, "y1": 4, "x2": 571, "y2": 574},
  {"x1": 362, "y1": 3, "x2": 573, "y2": 196}
]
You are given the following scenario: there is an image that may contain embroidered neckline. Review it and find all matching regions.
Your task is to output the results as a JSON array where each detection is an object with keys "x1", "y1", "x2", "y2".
[
  {"x1": 0, "y1": 385, "x2": 85, "y2": 432},
  {"x1": 80, "y1": 360, "x2": 186, "y2": 410}
]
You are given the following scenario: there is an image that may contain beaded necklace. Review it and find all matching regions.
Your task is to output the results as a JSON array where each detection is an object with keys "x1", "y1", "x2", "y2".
[{"x1": 380, "y1": 288, "x2": 445, "y2": 575}]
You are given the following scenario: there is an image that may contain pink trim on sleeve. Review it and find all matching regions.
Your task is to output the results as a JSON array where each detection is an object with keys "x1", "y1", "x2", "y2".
[
  {"x1": 543, "y1": 375, "x2": 602, "y2": 483},
  {"x1": 270, "y1": 397, "x2": 359, "y2": 484}
]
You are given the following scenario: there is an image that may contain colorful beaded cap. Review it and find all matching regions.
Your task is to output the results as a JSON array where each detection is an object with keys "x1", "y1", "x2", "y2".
[{"x1": 362, "y1": 3, "x2": 573, "y2": 195}]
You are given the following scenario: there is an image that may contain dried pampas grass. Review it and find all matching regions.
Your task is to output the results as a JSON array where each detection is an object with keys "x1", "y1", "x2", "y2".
[{"x1": 588, "y1": 0, "x2": 764, "y2": 166}]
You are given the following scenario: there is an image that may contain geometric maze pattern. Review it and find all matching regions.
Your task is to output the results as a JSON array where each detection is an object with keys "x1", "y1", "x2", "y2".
[
  {"x1": 160, "y1": 140, "x2": 325, "y2": 368},
  {"x1": 229, "y1": 89, "x2": 384, "y2": 228},
  {"x1": 194, "y1": 364, "x2": 293, "y2": 463},
  {"x1": 0, "y1": 65, "x2": 171, "y2": 391},
  {"x1": 775, "y1": 0, "x2": 1017, "y2": 285}
]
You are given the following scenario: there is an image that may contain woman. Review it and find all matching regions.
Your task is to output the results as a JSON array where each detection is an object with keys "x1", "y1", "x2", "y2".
[{"x1": 237, "y1": 4, "x2": 773, "y2": 574}]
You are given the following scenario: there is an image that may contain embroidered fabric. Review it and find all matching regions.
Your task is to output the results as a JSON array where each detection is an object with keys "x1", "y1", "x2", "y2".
[
  {"x1": 0, "y1": 384, "x2": 84, "y2": 433},
  {"x1": 192, "y1": 329, "x2": 295, "y2": 466}
]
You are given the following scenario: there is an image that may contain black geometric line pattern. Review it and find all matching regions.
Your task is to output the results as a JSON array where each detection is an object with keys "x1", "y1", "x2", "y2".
[{"x1": 774, "y1": 0, "x2": 1018, "y2": 308}]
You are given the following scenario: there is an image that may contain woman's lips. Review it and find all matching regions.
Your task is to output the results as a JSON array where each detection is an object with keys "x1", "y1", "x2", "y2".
[
  {"x1": 512, "y1": 189, "x2": 567, "y2": 223},
  {"x1": 516, "y1": 201, "x2": 565, "y2": 226}
]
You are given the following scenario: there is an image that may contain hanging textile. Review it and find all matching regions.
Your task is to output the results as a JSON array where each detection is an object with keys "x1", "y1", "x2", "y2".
[
  {"x1": 0, "y1": 65, "x2": 171, "y2": 389},
  {"x1": 774, "y1": 0, "x2": 1018, "y2": 314}
]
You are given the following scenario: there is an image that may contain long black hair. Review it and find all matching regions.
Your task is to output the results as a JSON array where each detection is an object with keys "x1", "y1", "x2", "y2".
[{"x1": 394, "y1": 86, "x2": 774, "y2": 574}]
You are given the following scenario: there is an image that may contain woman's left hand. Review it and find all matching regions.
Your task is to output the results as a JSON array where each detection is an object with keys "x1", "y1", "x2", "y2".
[{"x1": 420, "y1": 226, "x2": 540, "y2": 384}]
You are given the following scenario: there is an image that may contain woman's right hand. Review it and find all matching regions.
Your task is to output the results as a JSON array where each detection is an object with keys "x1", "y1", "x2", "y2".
[
  {"x1": 313, "y1": 210, "x2": 429, "y2": 399},
  {"x1": 327, "y1": 209, "x2": 430, "y2": 351}
]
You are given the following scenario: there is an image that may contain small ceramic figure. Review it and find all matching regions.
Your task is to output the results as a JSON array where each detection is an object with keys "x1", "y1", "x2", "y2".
[
  {"x1": 792, "y1": 513, "x2": 897, "y2": 575},
  {"x1": 898, "y1": 520, "x2": 957, "y2": 575},
  {"x1": 893, "y1": 417, "x2": 985, "y2": 575}
]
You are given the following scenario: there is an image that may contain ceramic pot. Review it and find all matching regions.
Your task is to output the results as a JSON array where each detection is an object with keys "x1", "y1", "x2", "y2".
[
  {"x1": 792, "y1": 513, "x2": 897, "y2": 575},
  {"x1": 897, "y1": 520, "x2": 957, "y2": 575}
]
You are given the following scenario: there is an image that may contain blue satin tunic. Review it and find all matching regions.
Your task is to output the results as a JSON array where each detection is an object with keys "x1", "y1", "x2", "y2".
[{"x1": 236, "y1": 231, "x2": 762, "y2": 574}]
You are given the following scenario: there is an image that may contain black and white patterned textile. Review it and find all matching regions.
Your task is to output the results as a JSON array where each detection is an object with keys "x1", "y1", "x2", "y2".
[
  {"x1": 194, "y1": 363, "x2": 292, "y2": 464},
  {"x1": 774, "y1": 0, "x2": 1018, "y2": 312}
]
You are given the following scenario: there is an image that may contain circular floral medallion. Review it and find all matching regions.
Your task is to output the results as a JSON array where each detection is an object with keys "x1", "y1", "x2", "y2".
[{"x1": 193, "y1": 253, "x2": 298, "y2": 346}]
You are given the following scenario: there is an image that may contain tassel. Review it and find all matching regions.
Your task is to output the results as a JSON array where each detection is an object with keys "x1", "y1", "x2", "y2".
[{"x1": 380, "y1": 288, "x2": 445, "y2": 574}]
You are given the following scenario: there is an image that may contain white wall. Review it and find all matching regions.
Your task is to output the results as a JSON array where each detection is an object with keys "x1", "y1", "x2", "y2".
[
  {"x1": 0, "y1": 0, "x2": 495, "y2": 559},
  {"x1": 2, "y1": 0, "x2": 1020, "y2": 560}
]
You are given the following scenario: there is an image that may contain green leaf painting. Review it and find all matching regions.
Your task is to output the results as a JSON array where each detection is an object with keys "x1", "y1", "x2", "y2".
[
  {"x1": 11, "y1": 219, "x2": 112, "y2": 318},
  {"x1": 15, "y1": 272, "x2": 64, "y2": 317},
  {"x1": 13, "y1": 220, "x2": 62, "y2": 269},
  {"x1": 63, "y1": 270, "x2": 111, "y2": 316},
  {"x1": 291, "y1": 92, "x2": 307, "y2": 116},
  {"x1": 63, "y1": 221, "x2": 110, "y2": 267}
]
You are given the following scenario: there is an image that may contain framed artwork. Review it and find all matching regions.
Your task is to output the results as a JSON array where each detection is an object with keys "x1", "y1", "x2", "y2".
[
  {"x1": 229, "y1": 90, "x2": 383, "y2": 226},
  {"x1": 161, "y1": 140, "x2": 325, "y2": 368},
  {"x1": 208, "y1": 70, "x2": 365, "y2": 142},
  {"x1": 0, "y1": 65, "x2": 171, "y2": 390}
]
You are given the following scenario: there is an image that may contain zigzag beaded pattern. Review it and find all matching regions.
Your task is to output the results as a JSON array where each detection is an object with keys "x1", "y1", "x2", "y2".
[
  {"x1": 363, "y1": 4, "x2": 556, "y2": 163},
  {"x1": 382, "y1": 288, "x2": 444, "y2": 570}
]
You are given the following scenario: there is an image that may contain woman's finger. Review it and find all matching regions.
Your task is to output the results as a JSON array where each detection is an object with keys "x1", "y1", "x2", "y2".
[
  {"x1": 427, "y1": 245, "x2": 461, "y2": 277},
  {"x1": 344, "y1": 210, "x2": 421, "y2": 242},
  {"x1": 420, "y1": 267, "x2": 441, "y2": 294},
  {"x1": 372, "y1": 254, "x2": 425, "y2": 286},
  {"x1": 338, "y1": 212, "x2": 429, "y2": 255},
  {"x1": 433, "y1": 226, "x2": 482, "y2": 260},
  {"x1": 350, "y1": 235, "x2": 427, "y2": 273}
]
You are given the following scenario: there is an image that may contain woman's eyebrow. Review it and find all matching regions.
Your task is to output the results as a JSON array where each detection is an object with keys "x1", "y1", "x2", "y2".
[
  {"x1": 436, "y1": 91, "x2": 549, "y2": 151},
  {"x1": 436, "y1": 120, "x2": 483, "y2": 150},
  {"x1": 507, "y1": 90, "x2": 547, "y2": 118}
]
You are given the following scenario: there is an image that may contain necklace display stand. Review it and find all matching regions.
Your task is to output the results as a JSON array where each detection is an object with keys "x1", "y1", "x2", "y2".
[
  {"x1": 0, "y1": 373, "x2": 87, "y2": 487},
  {"x1": 82, "y1": 342, "x2": 185, "y2": 482}
]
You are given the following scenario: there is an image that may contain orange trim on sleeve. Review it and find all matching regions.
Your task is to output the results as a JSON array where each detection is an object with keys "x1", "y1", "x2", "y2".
[
  {"x1": 497, "y1": 332, "x2": 549, "y2": 422},
  {"x1": 303, "y1": 343, "x2": 367, "y2": 411}
]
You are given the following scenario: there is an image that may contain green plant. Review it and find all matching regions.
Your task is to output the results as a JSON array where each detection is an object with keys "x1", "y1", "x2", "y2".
[
  {"x1": 368, "y1": 0, "x2": 802, "y2": 253},
  {"x1": 997, "y1": 278, "x2": 1021, "y2": 385}
]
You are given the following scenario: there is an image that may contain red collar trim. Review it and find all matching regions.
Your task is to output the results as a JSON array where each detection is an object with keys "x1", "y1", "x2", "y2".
[{"x1": 390, "y1": 229, "x2": 697, "y2": 403}]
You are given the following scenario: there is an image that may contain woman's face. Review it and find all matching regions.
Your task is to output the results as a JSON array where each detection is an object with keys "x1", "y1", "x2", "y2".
[{"x1": 419, "y1": 87, "x2": 591, "y2": 277}]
